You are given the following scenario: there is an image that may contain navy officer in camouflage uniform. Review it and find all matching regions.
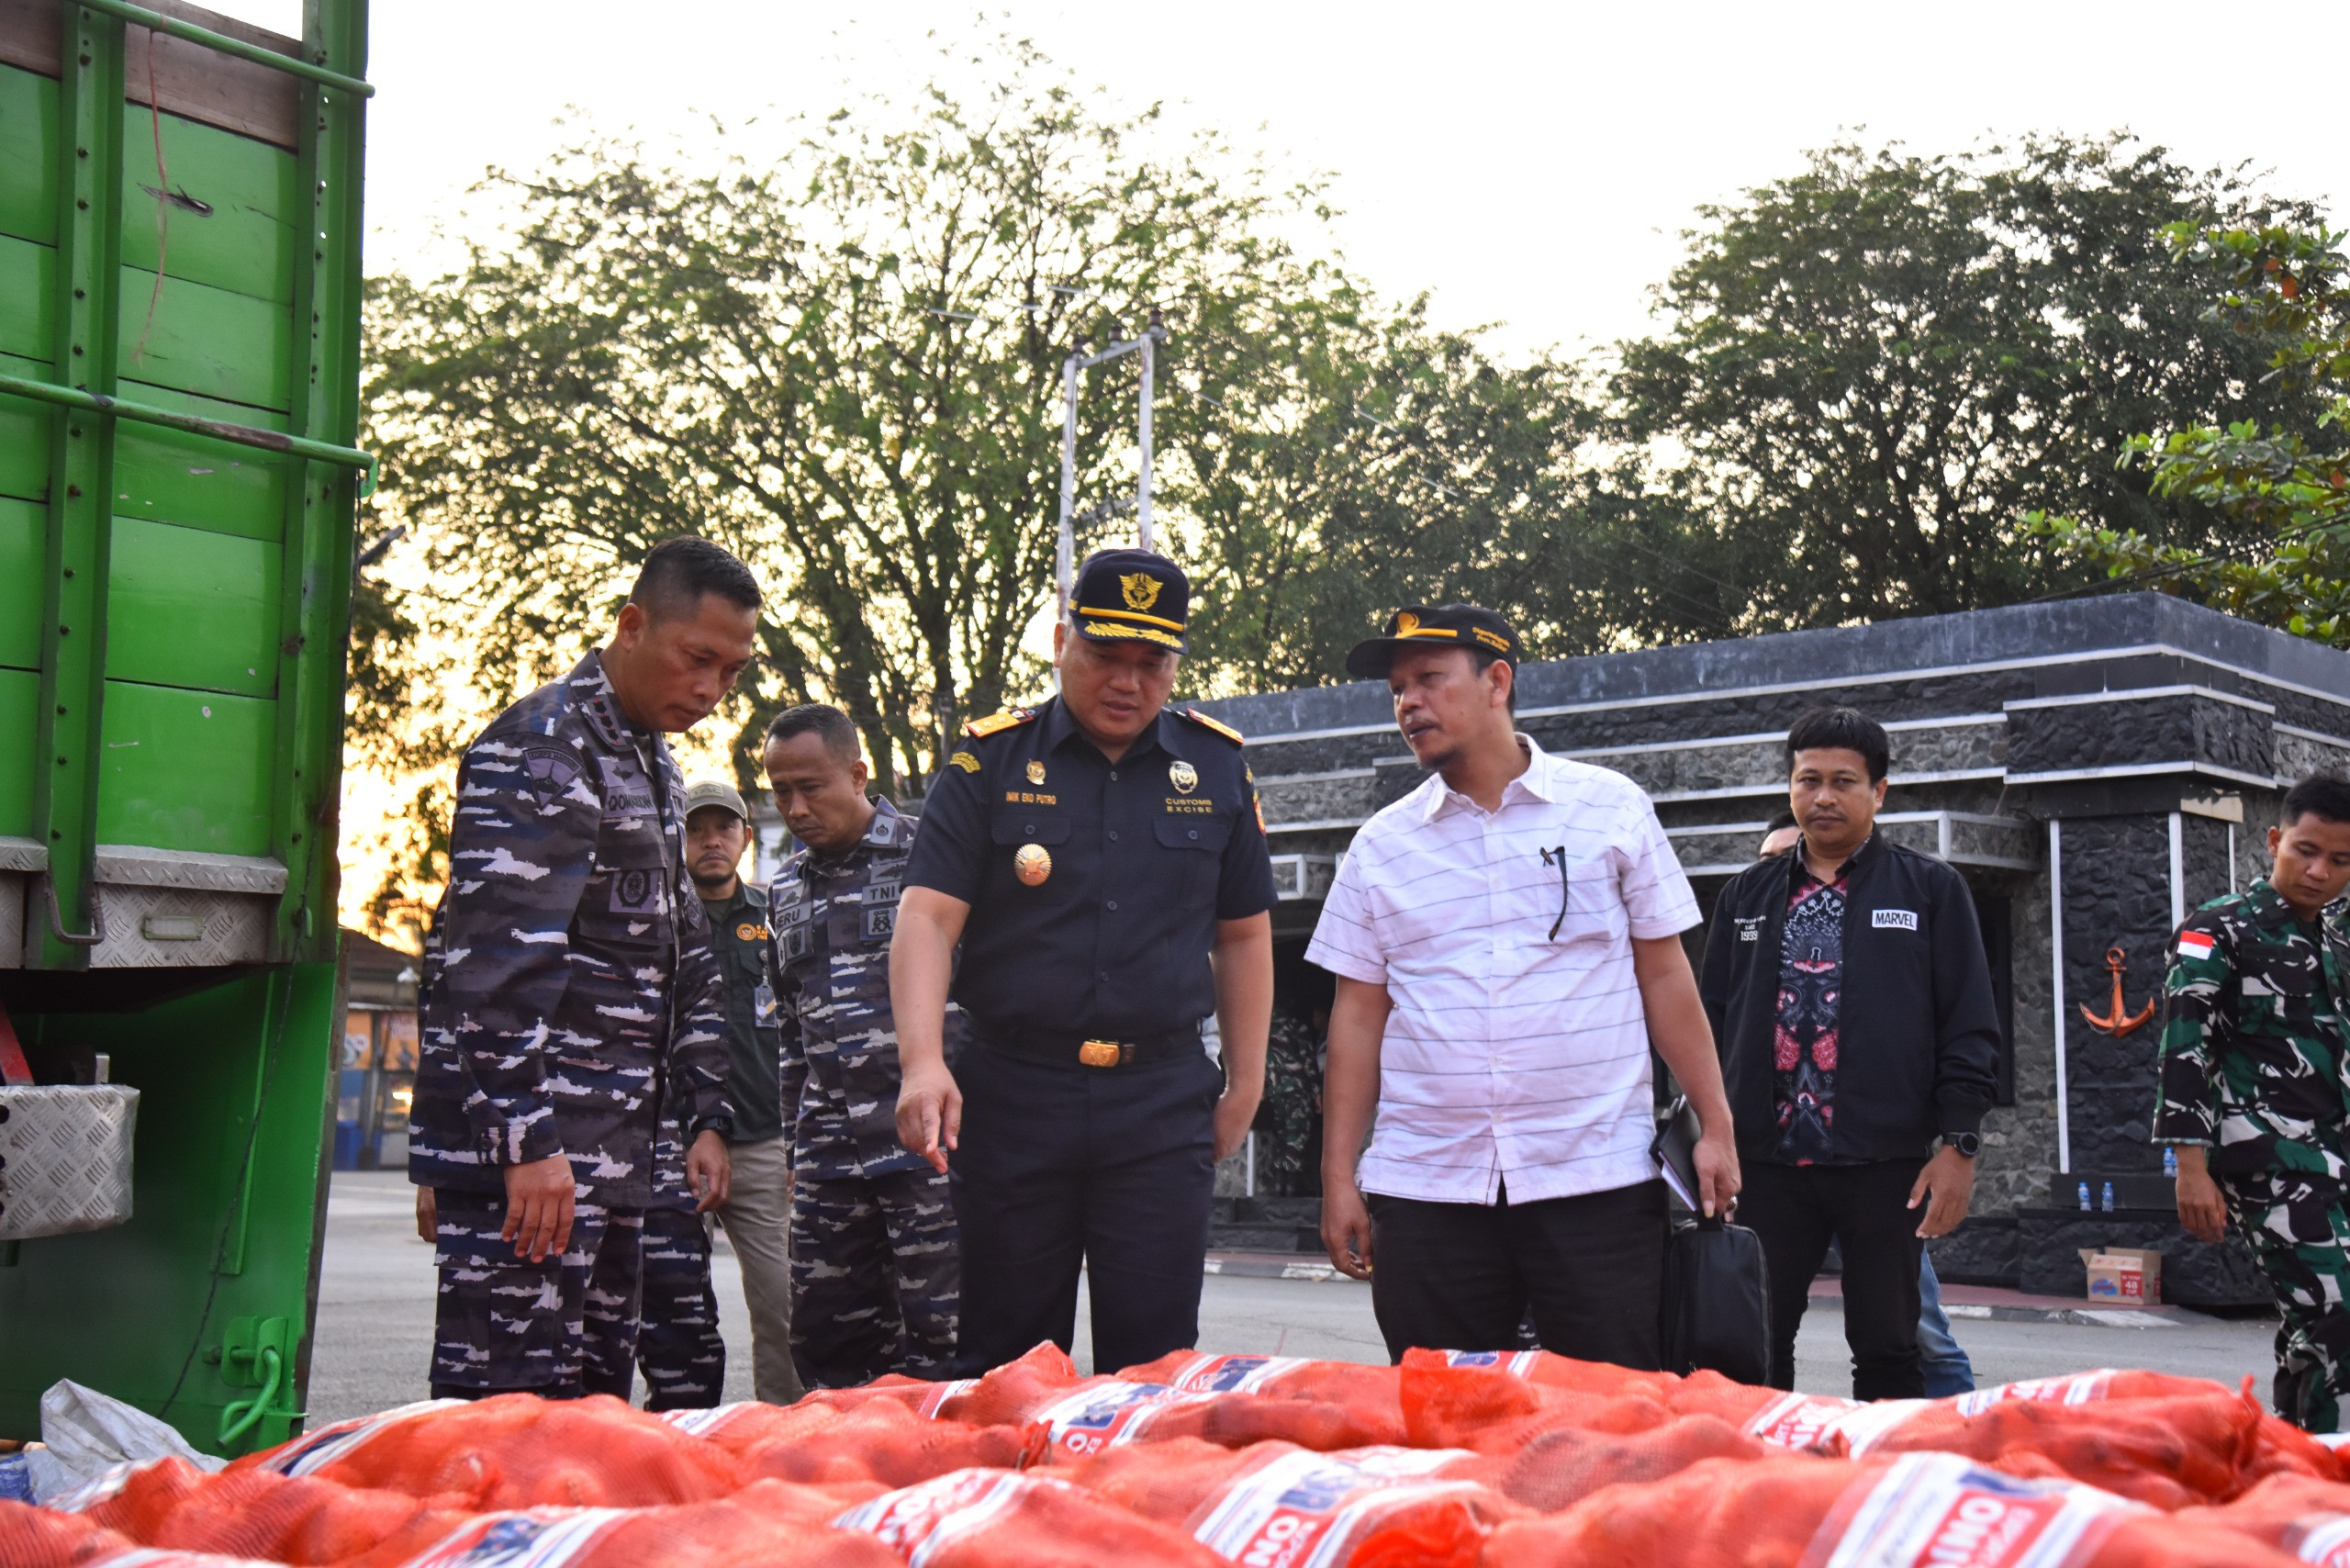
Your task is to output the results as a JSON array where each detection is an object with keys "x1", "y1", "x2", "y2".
[
  {"x1": 764, "y1": 703, "x2": 965, "y2": 1387},
  {"x1": 408, "y1": 538, "x2": 756, "y2": 1401},
  {"x1": 891, "y1": 549, "x2": 1277, "y2": 1376},
  {"x1": 2157, "y1": 772, "x2": 2350, "y2": 1429}
]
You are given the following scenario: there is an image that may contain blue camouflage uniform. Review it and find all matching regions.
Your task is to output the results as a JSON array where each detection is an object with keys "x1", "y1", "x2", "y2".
[
  {"x1": 771, "y1": 797, "x2": 966, "y2": 1387},
  {"x1": 408, "y1": 650, "x2": 732, "y2": 1399},
  {"x1": 635, "y1": 882, "x2": 778, "y2": 1410}
]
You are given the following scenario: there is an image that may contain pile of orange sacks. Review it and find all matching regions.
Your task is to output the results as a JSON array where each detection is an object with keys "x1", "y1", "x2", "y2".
[{"x1": 6, "y1": 1344, "x2": 2350, "y2": 1568}]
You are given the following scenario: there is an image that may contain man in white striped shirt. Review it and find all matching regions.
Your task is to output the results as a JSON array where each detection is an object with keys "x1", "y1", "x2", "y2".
[{"x1": 1306, "y1": 605, "x2": 1740, "y2": 1367}]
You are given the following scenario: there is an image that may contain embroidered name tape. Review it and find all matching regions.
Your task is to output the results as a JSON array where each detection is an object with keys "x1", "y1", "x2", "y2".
[{"x1": 1873, "y1": 909, "x2": 1919, "y2": 931}]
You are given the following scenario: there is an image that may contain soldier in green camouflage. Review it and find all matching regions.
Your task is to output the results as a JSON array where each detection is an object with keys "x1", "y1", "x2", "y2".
[
  {"x1": 1254, "y1": 1010, "x2": 1326, "y2": 1195},
  {"x1": 2155, "y1": 773, "x2": 2350, "y2": 1430}
]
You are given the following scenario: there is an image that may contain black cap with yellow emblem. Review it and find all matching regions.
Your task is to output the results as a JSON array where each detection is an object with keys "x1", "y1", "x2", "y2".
[
  {"x1": 1071, "y1": 548, "x2": 1189, "y2": 654},
  {"x1": 1344, "y1": 603, "x2": 1522, "y2": 679}
]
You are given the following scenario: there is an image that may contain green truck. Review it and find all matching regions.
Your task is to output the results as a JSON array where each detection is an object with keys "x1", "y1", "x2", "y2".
[{"x1": 0, "y1": 0, "x2": 370, "y2": 1456}]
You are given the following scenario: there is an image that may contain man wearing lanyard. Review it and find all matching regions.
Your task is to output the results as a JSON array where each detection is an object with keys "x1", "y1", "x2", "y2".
[{"x1": 890, "y1": 549, "x2": 1277, "y2": 1375}]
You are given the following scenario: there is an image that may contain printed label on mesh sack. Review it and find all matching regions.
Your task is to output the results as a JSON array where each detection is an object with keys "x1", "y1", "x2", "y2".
[
  {"x1": 252, "y1": 1398, "x2": 465, "y2": 1476},
  {"x1": 916, "y1": 1378, "x2": 979, "y2": 1420},
  {"x1": 1164, "y1": 1353, "x2": 1311, "y2": 1394},
  {"x1": 2288, "y1": 1513, "x2": 2350, "y2": 1566},
  {"x1": 1746, "y1": 1393, "x2": 1930, "y2": 1456},
  {"x1": 1428, "y1": 1350, "x2": 1543, "y2": 1378},
  {"x1": 655, "y1": 1402, "x2": 755, "y2": 1439},
  {"x1": 1030, "y1": 1381, "x2": 1218, "y2": 1458},
  {"x1": 831, "y1": 1467, "x2": 1053, "y2": 1568},
  {"x1": 1190, "y1": 1446, "x2": 1475, "y2": 1568},
  {"x1": 402, "y1": 1508, "x2": 631, "y2": 1568},
  {"x1": 1804, "y1": 1452, "x2": 2146, "y2": 1568},
  {"x1": 95, "y1": 1551, "x2": 290, "y2": 1568},
  {"x1": 1953, "y1": 1372, "x2": 2117, "y2": 1418}
]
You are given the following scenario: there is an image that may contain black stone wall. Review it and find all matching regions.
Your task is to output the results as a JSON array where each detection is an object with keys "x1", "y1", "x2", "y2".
[{"x1": 2055, "y1": 817, "x2": 2173, "y2": 1177}]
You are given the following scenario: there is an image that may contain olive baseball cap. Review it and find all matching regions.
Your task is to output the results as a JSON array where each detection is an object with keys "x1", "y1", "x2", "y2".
[
  {"x1": 682, "y1": 778, "x2": 750, "y2": 823},
  {"x1": 1345, "y1": 604, "x2": 1522, "y2": 679}
]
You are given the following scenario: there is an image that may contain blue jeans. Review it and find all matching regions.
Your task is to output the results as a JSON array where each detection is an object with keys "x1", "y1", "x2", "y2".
[{"x1": 1918, "y1": 1249, "x2": 1975, "y2": 1396}]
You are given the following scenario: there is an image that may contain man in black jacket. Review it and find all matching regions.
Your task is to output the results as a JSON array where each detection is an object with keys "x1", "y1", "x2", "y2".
[{"x1": 1701, "y1": 707, "x2": 1999, "y2": 1399}]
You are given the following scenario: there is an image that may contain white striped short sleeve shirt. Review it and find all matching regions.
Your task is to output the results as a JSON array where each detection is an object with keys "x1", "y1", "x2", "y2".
[{"x1": 1304, "y1": 735, "x2": 1700, "y2": 1205}]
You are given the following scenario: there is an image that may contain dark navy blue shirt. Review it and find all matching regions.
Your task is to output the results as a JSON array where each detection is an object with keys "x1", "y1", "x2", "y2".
[{"x1": 905, "y1": 697, "x2": 1276, "y2": 1037}]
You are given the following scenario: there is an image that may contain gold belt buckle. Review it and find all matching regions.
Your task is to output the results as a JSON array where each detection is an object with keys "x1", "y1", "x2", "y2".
[{"x1": 1078, "y1": 1039, "x2": 1125, "y2": 1069}]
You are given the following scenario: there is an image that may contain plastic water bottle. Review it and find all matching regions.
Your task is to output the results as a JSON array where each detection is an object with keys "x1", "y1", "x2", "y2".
[
  {"x1": 2077, "y1": 1182, "x2": 2092, "y2": 1211},
  {"x1": 2164, "y1": 1148, "x2": 2178, "y2": 1179},
  {"x1": 2100, "y1": 1182, "x2": 2115, "y2": 1213}
]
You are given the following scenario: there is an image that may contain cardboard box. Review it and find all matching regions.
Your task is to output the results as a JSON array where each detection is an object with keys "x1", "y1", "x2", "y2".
[{"x1": 2078, "y1": 1248, "x2": 2163, "y2": 1305}]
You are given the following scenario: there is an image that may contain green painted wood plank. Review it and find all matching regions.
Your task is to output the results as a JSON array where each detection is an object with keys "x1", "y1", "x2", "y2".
[
  {"x1": 0, "y1": 350, "x2": 53, "y2": 504},
  {"x1": 0, "y1": 496, "x2": 41, "y2": 670},
  {"x1": 106, "y1": 516, "x2": 280, "y2": 698},
  {"x1": 0, "y1": 668, "x2": 31, "y2": 836},
  {"x1": 0, "y1": 350, "x2": 294, "y2": 539},
  {"x1": 115, "y1": 263, "x2": 291, "y2": 411},
  {"x1": 114, "y1": 372, "x2": 291, "y2": 543},
  {"x1": 117, "y1": 104, "x2": 298, "y2": 306},
  {"x1": 95, "y1": 678, "x2": 274, "y2": 856},
  {"x1": 0, "y1": 231, "x2": 55, "y2": 366},
  {"x1": 0, "y1": 64, "x2": 58, "y2": 248}
]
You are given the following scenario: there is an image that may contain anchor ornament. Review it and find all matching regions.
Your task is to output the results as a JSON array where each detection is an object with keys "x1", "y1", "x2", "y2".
[{"x1": 2079, "y1": 946, "x2": 2155, "y2": 1037}]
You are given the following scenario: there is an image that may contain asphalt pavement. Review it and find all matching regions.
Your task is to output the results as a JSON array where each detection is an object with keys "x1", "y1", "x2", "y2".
[{"x1": 308, "y1": 1170, "x2": 2282, "y2": 1427}]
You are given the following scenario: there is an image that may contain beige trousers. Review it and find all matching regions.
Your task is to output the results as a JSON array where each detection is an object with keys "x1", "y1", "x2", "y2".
[{"x1": 717, "y1": 1135, "x2": 804, "y2": 1404}]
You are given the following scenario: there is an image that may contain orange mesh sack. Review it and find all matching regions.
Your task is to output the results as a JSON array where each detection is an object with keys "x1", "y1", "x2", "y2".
[
  {"x1": 1021, "y1": 1379, "x2": 1401, "y2": 1466},
  {"x1": 1060, "y1": 1437, "x2": 1276, "y2": 1523},
  {"x1": 0, "y1": 1500, "x2": 139, "y2": 1568},
  {"x1": 263, "y1": 1394, "x2": 746, "y2": 1510},
  {"x1": 1398, "y1": 1347, "x2": 1684, "y2": 1402},
  {"x1": 1661, "y1": 1368, "x2": 1787, "y2": 1430},
  {"x1": 1863, "y1": 1386, "x2": 2263, "y2": 1507},
  {"x1": 925, "y1": 1345, "x2": 1080, "y2": 1428},
  {"x1": 1115, "y1": 1353, "x2": 1406, "y2": 1442},
  {"x1": 828, "y1": 1466, "x2": 1227, "y2": 1568},
  {"x1": 73, "y1": 1461, "x2": 460, "y2": 1566},
  {"x1": 1176, "y1": 1443, "x2": 1525, "y2": 1568},
  {"x1": 361, "y1": 1480, "x2": 896, "y2": 1568},
  {"x1": 1448, "y1": 1414, "x2": 1769, "y2": 1514},
  {"x1": 673, "y1": 1399, "x2": 1022, "y2": 1486},
  {"x1": 795, "y1": 1377, "x2": 965, "y2": 1417},
  {"x1": 1399, "y1": 1362, "x2": 1670, "y2": 1453},
  {"x1": 2180, "y1": 1472, "x2": 2350, "y2": 1558}
]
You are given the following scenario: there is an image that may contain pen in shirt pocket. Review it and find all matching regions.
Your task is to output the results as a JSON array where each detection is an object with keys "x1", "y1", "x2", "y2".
[{"x1": 1539, "y1": 845, "x2": 1569, "y2": 940}]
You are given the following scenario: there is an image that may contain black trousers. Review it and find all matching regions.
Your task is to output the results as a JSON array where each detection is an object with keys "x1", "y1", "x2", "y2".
[
  {"x1": 1367, "y1": 1178, "x2": 1667, "y2": 1369},
  {"x1": 1739, "y1": 1158, "x2": 1926, "y2": 1400},
  {"x1": 948, "y1": 1039, "x2": 1221, "y2": 1377}
]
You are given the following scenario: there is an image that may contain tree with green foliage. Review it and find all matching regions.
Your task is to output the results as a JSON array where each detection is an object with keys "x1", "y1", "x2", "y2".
[
  {"x1": 1611, "y1": 135, "x2": 2333, "y2": 632},
  {"x1": 2028, "y1": 224, "x2": 2349, "y2": 644}
]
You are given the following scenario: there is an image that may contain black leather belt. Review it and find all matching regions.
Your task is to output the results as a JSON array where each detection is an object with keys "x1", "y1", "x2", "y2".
[{"x1": 977, "y1": 1025, "x2": 1202, "y2": 1070}]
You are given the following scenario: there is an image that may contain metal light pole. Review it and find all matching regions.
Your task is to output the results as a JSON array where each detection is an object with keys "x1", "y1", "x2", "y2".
[{"x1": 1055, "y1": 307, "x2": 1167, "y2": 621}]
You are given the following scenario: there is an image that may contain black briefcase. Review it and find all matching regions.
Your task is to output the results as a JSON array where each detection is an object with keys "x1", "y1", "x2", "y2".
[{"x1": 1652, "y1": 1095, "x2": 1772, "y2": 1383}]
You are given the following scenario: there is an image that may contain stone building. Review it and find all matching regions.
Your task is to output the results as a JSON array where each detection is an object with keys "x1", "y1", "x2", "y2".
[{"x1": 1198, "y1": 592, "x2": 2350, "y2": 1302}]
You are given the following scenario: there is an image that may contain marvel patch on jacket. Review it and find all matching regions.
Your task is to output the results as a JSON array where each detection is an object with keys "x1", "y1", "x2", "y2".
[
  {"x1": 1700, "y1": 834, "x2": 2000, "y2": 1162},
  {"x1": 2153, "y1": 879, "x2": 2350, "y2": 1182},
  {"x1": 408, "y1": 651, "x2": 732, "y2": 1207}
]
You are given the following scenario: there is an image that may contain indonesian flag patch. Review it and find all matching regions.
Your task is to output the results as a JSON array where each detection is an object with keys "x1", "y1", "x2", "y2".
[{"x1": 2177, "y1": 930, "x2": 2216, "y2": 961}]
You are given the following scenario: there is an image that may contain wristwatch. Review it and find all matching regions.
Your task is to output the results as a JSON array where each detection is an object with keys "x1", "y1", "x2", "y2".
[{"x1": 1941, "y1": 1131, "x2": 1981, "y2": 1159}]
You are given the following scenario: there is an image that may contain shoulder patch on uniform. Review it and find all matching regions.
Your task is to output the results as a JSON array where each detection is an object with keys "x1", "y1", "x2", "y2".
[
  {"x1": 1181, "y1": 708, "x2": 1246, "y2": 745},
  {"x1": 520, "y1": 745, "x2": 585, "y2": 796},
  {"x1": 947, "y1": 749, "x2": 982, "y2": 773},
  {"x1": 965, "y1": 708, "x2": 1036, "y2": 739}
]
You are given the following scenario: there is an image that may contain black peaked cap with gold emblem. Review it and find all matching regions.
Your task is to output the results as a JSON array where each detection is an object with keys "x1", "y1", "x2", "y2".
[
  {"x1": 1072, "y1": 548, "x2": 1189, "y2": 654},
  {"x1": 1345, "y1": 603, "x2": 1521, "y2": 680}
]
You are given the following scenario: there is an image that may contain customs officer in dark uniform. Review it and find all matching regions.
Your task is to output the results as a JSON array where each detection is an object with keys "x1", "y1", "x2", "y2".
[
  {"x1": 408, "y1": 539, "x2": 755, "y2": 1400},
  {"x1": 890, "y1": 549, "x2": 1277, "y2": 1376},
  {"x1": 763, "y1": 704, "x2": 967, "y2": 1388}
]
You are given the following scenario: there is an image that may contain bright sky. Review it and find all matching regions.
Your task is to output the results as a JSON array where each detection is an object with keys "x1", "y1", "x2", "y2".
[
  {"x1": 213, "y1": 0, "x2": 2345, "y2": 357},
  {"x1": 196, "y1": 0, "x2": 2349, "y2": 938}
]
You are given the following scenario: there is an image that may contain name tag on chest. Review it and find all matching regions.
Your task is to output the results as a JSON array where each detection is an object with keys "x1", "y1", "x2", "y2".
[{"x1": 1872, "y1": 909, "x2": 1919, "y2": 931}]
